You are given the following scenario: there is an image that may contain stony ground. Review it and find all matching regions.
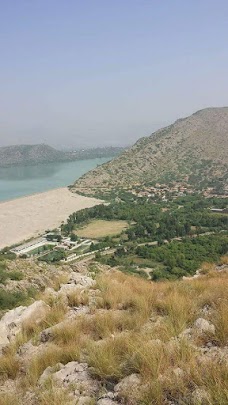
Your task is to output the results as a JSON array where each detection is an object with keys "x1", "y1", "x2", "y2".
[{"x1": 0, "y1": 258, "x2": 227, "y2": 404}]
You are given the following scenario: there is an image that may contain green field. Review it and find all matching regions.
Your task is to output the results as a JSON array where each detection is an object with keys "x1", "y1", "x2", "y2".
[{"x1": 76, "y1": 220, "x2": 129, "y2": 239}]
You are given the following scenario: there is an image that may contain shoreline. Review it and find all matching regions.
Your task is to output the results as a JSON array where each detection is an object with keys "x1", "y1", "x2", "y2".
[
  {"x1": 0, "y1": 186, "x2": 70, "y2": 205},
  {"x1": 0, "y1": 188, "x2": 103, "y2": 250}
]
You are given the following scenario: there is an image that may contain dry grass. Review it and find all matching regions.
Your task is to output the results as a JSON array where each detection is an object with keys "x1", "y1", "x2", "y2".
[
  {"x1": 95, "y1": 271, "x2": 156, "y2": 316},
  {"x1": 27, "y1": 343, "x2": 81, "y2": 386},
  {"x1": 0, "y1": 353, "x2": 20, "y2": 380},
  {"x1": 219, "y1": 255, "x2": 228, "y2": 265},
  {"x1": 21, "y1": 299, "x2": 67, "y2": 342},
  {"x1": 52, "y1": 310, "x2": 135, "y2": 344},
  {"x1": 1, "y1": 268, "x2": 227, "y2": 404},
  {"x1": 87, "y1": 333, "x2": 134, "y2": 381},
  {"x1": 86, "y1": 270, "x2": 228, "y2": 401},
  {"x1": 76, "y1": 219, "x2": 128, "y2": 238},
  {"x1": 0, "y1": 393, "x2": 18, "y2": 405},
  {"x1": 200, "y1": 261, "x2": 216, "y2": 274},
  {"x1": 38, "y1": 385, "x2": 75, "y2": 405},
  {"x1": 66, "y1": 288, "x2": 89, "y2": 307},
  {"x1": 213, "y1": 299, "x2": 228, "y2": 346},
  {"x1": 50, "y1": 273, "x2": 69, "y2": 291}
]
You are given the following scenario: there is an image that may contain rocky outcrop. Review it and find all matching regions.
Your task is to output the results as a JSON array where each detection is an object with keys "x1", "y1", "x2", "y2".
[
  {"x1": 59, "y1": 273, "x2": 95, "y2": 294},
  {"x1": 39, "y1": 361, "x2": 100, "y2": 401},
  {"x1": 0, "y1": 300, "x2": 49, "y2": 351},
  {"x1": 114, "y1": 373, "x2": 142, "y2": 403},
  {"x1": 179, "y1": 317, "x2": 215, "y2": 340}
]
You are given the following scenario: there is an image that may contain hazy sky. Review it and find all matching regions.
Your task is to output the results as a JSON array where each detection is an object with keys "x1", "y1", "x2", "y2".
[{"x1": 1, "y1": 1, "x2": 228, "y2": 149}]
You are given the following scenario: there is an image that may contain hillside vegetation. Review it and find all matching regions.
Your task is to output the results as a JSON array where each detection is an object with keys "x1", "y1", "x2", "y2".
[
  {"x1": 73, "y1": 107, "x2": 228, "y2": 195},
  {"x1": 61, "y1": 194, "x2": 228, "y2": 280},
  {"x1": 0, "y1": 261, "x2": 227, "y2": 404},
  {"x1": 0, "y1": 193, "x2": 227, "y2": 404}
]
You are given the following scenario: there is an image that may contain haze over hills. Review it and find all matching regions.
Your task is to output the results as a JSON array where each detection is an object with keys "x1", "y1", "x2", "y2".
[
  {"x1": 0, "y1": 144, "x2": 124, "y2": 167},
  {"x1": 0, "y1": 144, "x2": 66, "y2": 166},
  {"x1": 73, "y1": 107, "x2": 228, "y2": 195}
]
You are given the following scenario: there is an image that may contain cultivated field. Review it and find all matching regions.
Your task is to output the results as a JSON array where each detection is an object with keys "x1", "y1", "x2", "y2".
[{"x1": 76, "y1": 219, "x2": 128, "y2": 238}]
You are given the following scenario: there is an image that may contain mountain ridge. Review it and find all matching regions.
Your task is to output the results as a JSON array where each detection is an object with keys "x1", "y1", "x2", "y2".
[
  {"x1": 0, "y1": 144, "x2": 124, "y2": 167},
  {"x1": 72, "y1": 107, "x2": 228, "y2": 195}
]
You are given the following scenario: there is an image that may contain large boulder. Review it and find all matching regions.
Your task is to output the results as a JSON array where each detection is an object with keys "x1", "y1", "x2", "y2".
[
  {"x1": 0, "y1": 300, "x2": 50, "y2": 350},
  {"x1": 40, "y1": 361, "x2": 100, "y2": 399}
]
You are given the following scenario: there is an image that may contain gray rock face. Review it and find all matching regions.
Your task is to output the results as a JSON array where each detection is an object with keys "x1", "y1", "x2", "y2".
[
  {"x1": 194, "y1": 318, "x2": 215, "y2": 334},
  {"x1": 18, "y1": 341, "x2": 41, "y2": 366},
  {"x1": 114, "y1": 373, "x2": 142, "y2": 402},
  {"x1": 38, "y1": 363, "x2": 63, "y2": 386},
  {"x1": 114, "y1": 373, "x2": 141, "y2": 393},
  {"x1": 40, "y1": 361, "x2": 99, "y2": 399},
  {"x1": 0, "y1": 300, "x2": 50, "y2": 350},
  {"x1": 40, "y1": 327, "x2": 54, "y2": 343},
  {"x1": 59, "y1": 273, "x2": 95, "y2": 294}
]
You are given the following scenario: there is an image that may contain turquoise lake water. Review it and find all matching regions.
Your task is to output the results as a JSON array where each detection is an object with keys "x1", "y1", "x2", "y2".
[{"x1": 0, "y1": 157, "x2": 111, "y2": 202}]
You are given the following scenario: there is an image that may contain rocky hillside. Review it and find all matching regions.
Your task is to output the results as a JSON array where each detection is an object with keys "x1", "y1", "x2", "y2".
[
  {"x1": 73, "y1": 107, "x2": 228, "y2": 195},
  {"x1": 0, "y1": 258, "x2": 227, "y2": 404},
  {"x1": 0, "y1": 144, "x2": 67, "y2": 166}
]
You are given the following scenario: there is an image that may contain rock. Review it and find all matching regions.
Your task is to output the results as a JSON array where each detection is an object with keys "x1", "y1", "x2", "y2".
[
  {"x1": 148, "y1": 338, "x2": 162, "y2": 345},
  {"x1": 0, "y1": 300, "x2": 50, "y2": 351},
  {"x1": 197, "y1": 346, "x2": 228, "y2": 365},
  {"x1": 97, "y1": 392, "x2": 118, "y2": 404},
  {"x1": 45, "y1": 287, "x2": 58, "y2": 296},
  {"x1": 18, "y1": 341, "x2": 41, "y2": 365},
  {"x1": 114, "y1": 374, "x2": 142, "y2": 402},
  {"x1": 98, "y1": 392, "x2": 115, "y2": 400},
  {"x1": 40, "y1": 327, "x2": 54, "y2": 343},
  {"x1": 76, "y1": 397, "x2": 94, "y2": 405},
  {"x1": 173, "y1": 367, "x2": 184, "y2": 378},
  {"x1": 68, "y1": 304, "x2": 90, "y2": 315},
  {"x1": 52, "y1": 361, "x2": 99, "y2": 397},
  {"x1": 58, "y1": 273, "x2": 95, "y2": 296},
  {"x1": 0, "y1": 322, "x2": 10, "y2": 347},
  {"x1": 191, "y1": 388, "x2": 211, "y2": 404},
  {"x1": 39, "y1": 363, "x2": 63, "y2": 386},
  {"x1": 194, "y1": 318, "x2": 215, "y2": 334},
  {"x1": 179, "y1": 328, "x2": 192, "y2": 339},
  {"x1": 97, "y1": 399, "x2": 117, "y2": 405}
]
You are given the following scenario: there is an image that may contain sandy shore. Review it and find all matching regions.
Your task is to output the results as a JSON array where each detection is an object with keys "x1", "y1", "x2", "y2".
[{"x1": 0, "y1": 188, "x2": 103, "y2": 249}]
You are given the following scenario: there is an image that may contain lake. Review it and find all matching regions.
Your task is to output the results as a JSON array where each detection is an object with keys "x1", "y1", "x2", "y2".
[{"x1": 0, "y1": 157, "x2": 111, "y2": 202}]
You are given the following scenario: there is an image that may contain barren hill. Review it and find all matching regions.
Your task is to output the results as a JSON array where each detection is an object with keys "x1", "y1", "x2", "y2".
[{"x1": 73, "y1": 107, "x2": 228, "y2": 194}]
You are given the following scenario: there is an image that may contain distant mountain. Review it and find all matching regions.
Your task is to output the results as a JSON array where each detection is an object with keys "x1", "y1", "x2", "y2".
[
  {"x1": 72, "y1": 107, "x2": 228, "y2": 194},
  {"x1": 0, "y1": 144, "x2": 125, "y2": 167},
  {"x1": 70, "y1": 146, "x2": 125, "y2": 160}
]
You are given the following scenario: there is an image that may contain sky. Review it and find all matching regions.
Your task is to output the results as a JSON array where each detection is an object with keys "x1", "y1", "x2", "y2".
[{"x1": 1, "y1": 0, "x2": 228, "y2": 149}]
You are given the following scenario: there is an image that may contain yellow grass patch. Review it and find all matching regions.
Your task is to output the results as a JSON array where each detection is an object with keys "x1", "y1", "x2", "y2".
[
  {"x1": 0, "y1": 353, "x2": 20, "y2": 380},
  {"x1": 76, "y1": 219, "x2": 129, "y2": 238},
  {"x1": 2, "y1": 267, "x2": 228, "y2": 404}
]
